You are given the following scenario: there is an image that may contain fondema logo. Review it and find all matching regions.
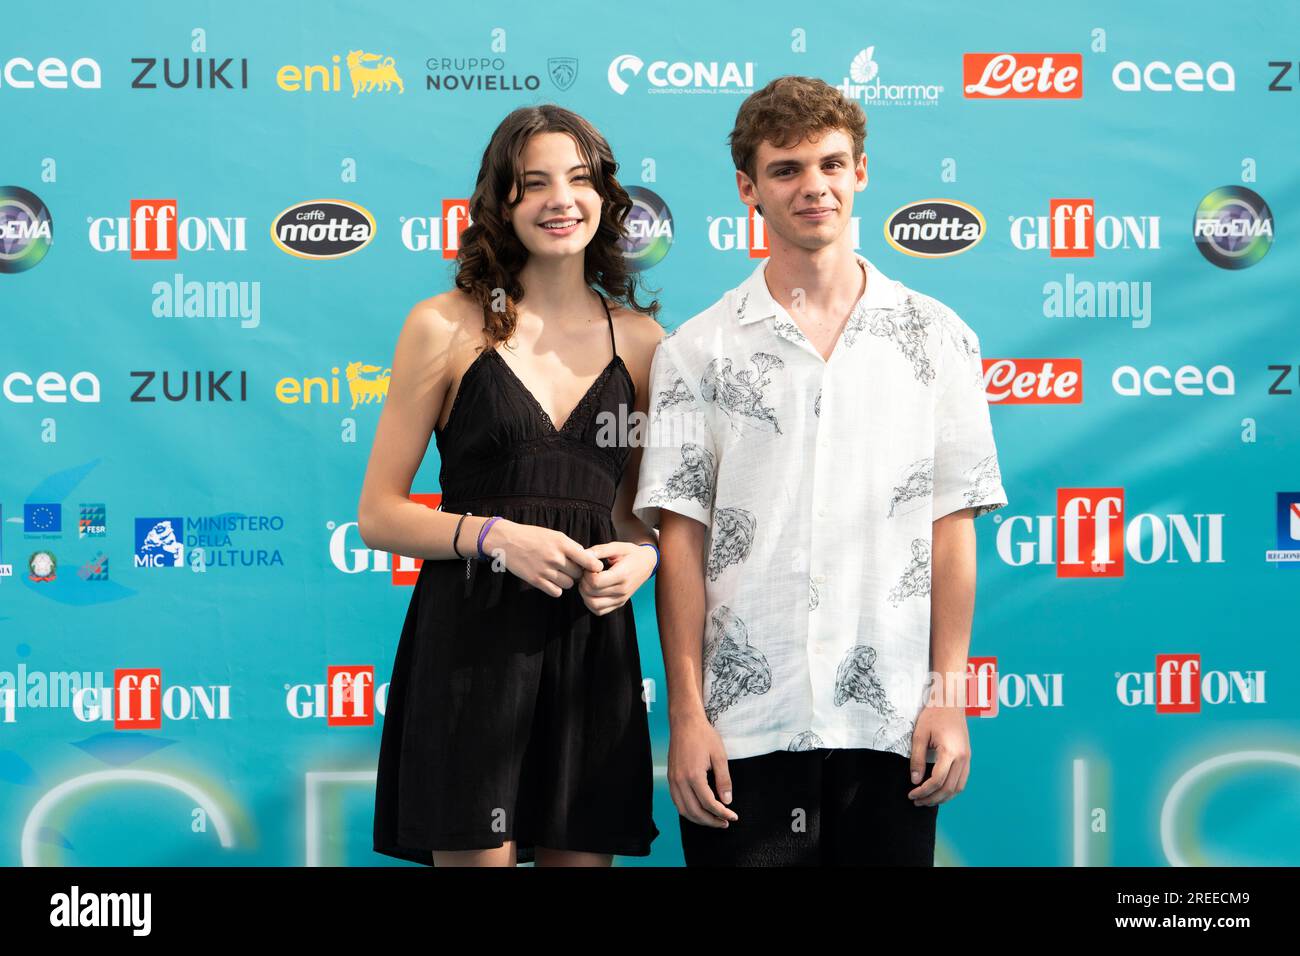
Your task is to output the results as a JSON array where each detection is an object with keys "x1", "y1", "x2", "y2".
[
  {"x1": 134, "y1": 518, "x2": 185, "y2": 568},
  {"x1": 399, "y1": 199, "x2": 471, "y2": 257},
  {"x1": 995, "y1": 488, "x2": 1225, "y2": 577},
  {"x1": 709, "y1": 206, "x2": 861, "y2": 258},
  {"x1": 284, "y1": 666, "x2": 389, "y2": 725},
  {"x1": 72, "y1": 669, "x2": 232, "y2": 726},
  {"x1": 88, "y1": 200, "x2": 247, "y2": 258},
  {"x1": 607, "y1": 53, "x2": 754, "y2": 95},
  {"x1": 1266, "y1": 491, "x2": 1300, "y2": 567},
  {"x1": 1011, "y1": 199, "x2": 1160, "y2": 255},
  {"x1": 271, "y1": 200, "x2": 375, "y2": 259},
  {"x1": 964, "y1": 657, "x2": 1064, "y2": 717},
  {"x1": 619, "y1": 186, "x2": 673, "y2": 271},
  {"x1": 1193, "y1": 186, "x2": 1272, "y2": 269},
  {"x1": 1116, "y1": 654, "x2": 1265, "y2": 712},
  {"x1": 840, "y1": 45, "x2": 942, "y2": 107},
  {"x1": 884, "y1": 199, "x2": 983, "y2": 257},
  {"x1": 0, "y1": 186, "x2": 53, "y2": 274},
  {"x1": 983, "y1": 358, "x2": 1082, "y2": 404},
  {"x1": 963, "y1": 53, "x2": 1082, "y2": 99}
]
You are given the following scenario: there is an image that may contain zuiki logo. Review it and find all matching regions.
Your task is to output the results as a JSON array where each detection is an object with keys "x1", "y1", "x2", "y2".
[
  {"x1": 129, "y1": 370, "x2": 248, "y2": 403},
  {"x1": 1193, "y1": 186, "x2": 1272, "y2": 270},
  {"x1": 963, "y1": 53, "x2": 1083, "y2": 99},
  {"x1": 607, "y1": 53, "x2": 754, "y2": 95},
  {"x1": 884, "y1": 199, "x2": 983, "y2": 257},
  {"x1": 399, "y1": 199, "x2": 471, "y2": 257},
  {"x1": 709, "y1": 206, "x2": 861, "y2": 258},
  {"x1": 276, "y1": 50, "x2": 404, "y2": 96},
  {"x1": 135, "y1": 515, "x2": 285, "y2": 570},
  {"x1": 1265, "y1": 491, "x2": 1300, "y2": 567},
  {"x1": 131, "y1": 56, "x2": 248, "y2": 90},
  {"x1": 1011, "y1": 199, "x2": 1160, "y2": 255},
  {"x1": 1116, "y1": 654, "x2": 1264, "y2": 711},
  {"x1": 0, "y1": 186, "x2": 54, "y2": 274},
  {"x1": 72, "y1": 669, "x2": 232, "y2": 726},
  {"x1": 983, "y1": 358, "x2": 1083, "y2": 404},
  {"x1": 964, "y1": 657, "x2": 1065, "y2": 717},
  {"x1": 275, "y1": 362, "x2": 391, "y2": 408},
  {"x1": 285, "y1": 666, "x2": 389, "y2": 725},
  {"x1": 88, "y1": 200, "x2": 247, "y2": 258},
  {"x1": 840, "y1": 45, "x2": 942, "y2": 107},
  {"x1": 619, "y1": 186, "x2": 673, "y2": 271},
  {"x1": 995, "y1": 488, "x2": 1225, "y2": 576},
  {"x1": 0, "y1": 56, "x2": 100, "y2": 89},
  {"x1": 271, "y1": 200, "x2": 375, "y2": 259}
]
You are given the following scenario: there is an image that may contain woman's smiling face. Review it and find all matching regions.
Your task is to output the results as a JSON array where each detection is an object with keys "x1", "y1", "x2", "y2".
[{"x1": 505, "y1": 131, "x2": 603, "y2": 259}]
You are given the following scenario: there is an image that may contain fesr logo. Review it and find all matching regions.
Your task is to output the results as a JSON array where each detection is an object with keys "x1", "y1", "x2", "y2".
[
  {"x1": 1116, "y1": 654, "x2": 1265, "y2": 712},
  {"x1": 995, "y1": 488, "x2": 1225, "y2": 576}
]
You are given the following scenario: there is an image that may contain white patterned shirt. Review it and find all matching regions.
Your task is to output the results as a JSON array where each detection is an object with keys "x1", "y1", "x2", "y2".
[{"x1": 633, "y1": 252, "x2": 1008, "y2": 761}]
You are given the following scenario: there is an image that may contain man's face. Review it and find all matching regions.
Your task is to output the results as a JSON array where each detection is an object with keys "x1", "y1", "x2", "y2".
[{"x1": 738, "y1": 129, "x2": 867, "y2": 251}]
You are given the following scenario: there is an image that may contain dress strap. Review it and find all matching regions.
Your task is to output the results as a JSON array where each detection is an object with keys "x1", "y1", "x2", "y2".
[{"x1": 599, "y1": 295, "x2": 616, "y2": 361}]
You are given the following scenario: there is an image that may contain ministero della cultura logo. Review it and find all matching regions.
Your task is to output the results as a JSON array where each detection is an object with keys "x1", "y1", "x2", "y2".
[{"x1": 0, "y1": 185, "x2": 54, "y2": 274}]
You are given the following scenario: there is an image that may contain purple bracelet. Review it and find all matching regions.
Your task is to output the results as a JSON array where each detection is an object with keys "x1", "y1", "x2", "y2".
[
  {"x1": 477, "y1": 516, "x2": 501, "y2": 560},
  {"x1": 639, "y1": 542, "x2": 659, "y2": 576}
]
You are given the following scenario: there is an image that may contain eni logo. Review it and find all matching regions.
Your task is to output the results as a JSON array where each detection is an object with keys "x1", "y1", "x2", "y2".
[{"x1": 277, "y1": 50, "x2": 404, "y2": 96}]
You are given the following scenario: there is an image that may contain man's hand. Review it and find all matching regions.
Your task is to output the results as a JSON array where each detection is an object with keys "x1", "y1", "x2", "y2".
[
  {"x1": 668, "y1": 713, "x2": 740, "y2": 827},
  {"x1": 907, "y1": 704, "x2": 970, "y2": 806}
]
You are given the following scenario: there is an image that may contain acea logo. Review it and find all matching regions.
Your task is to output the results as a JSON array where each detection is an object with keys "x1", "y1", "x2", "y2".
[
  {"x1": 619, "y1": 186, "x2": 673, "y2": 272},
  {"x1": 1193, "y1": 186, "x2": 1272, "y2": 269},
  {"x1": 884, "y1": 199, "x2": 984, "y2": 257},
  {"x1": 0, "y1": 186, "x2": 54, "y2": 274},
  {"x1": 1266, "y1": 491, "x2": 1300, "y2": 567},
  {"x1": 272, "y1": 200, "x2": 375, "y2": 259},
  {"x1": 276, "y1": 50, "x2": 404, "y2": 96}
]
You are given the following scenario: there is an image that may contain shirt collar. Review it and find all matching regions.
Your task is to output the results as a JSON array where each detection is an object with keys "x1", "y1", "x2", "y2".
[{"x1": 732, "y1": 251, "x2": 901, "y2": 326}]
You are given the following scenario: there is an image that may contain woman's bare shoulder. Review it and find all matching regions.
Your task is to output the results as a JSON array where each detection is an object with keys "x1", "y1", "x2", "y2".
[{"x1": 401, "y1": 289, "x2": 484, "y2": 354}]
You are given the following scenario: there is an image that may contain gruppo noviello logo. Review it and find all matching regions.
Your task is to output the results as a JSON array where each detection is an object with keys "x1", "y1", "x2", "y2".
[
  {"x1": 272, "y1": 200, "x2": 376, "y2": 259},
  {"x1": 0, "y1": 186, "x2": 54, "y2": 274},
  {"x1": 1193, "y1": 186, "x2": 1273, "y2": 269}
]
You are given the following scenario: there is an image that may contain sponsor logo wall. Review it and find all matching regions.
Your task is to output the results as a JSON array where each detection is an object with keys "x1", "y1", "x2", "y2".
[{"x1": 1, "y1": 3, "x2": 1296, "y2": 867}]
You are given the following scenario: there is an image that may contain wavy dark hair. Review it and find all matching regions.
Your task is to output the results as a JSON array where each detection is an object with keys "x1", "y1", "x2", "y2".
[{"x1": 454, "y1": 105, "x2": 661, "y2": 345}]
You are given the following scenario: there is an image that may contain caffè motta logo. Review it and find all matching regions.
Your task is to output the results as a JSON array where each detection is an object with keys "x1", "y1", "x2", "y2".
[
  {"x1": 271, "y1": 200, "x2": 376, "y2": 259},
  {"x1": 277, "y1": 50, "x2": 404, "y2": 96}
]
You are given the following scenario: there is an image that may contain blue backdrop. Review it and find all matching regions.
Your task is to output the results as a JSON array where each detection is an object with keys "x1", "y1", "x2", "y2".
[{"x1": 2, "y1": 0, "x2": 1297, "y2": 866}]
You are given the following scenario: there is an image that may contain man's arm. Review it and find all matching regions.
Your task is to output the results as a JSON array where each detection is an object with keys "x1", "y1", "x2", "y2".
[{"x1": 907, "y1": 507, "x2": 976, "y2": 806}]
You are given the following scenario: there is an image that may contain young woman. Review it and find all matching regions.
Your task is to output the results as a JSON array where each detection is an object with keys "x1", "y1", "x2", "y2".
[{"x1": 361, "y1": 105, "x2": 665, "y2": 866}]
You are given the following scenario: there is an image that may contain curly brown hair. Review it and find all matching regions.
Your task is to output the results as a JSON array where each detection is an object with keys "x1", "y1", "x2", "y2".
[
  {"x1": 454, "y1": 105, "x2": 661, "y2": 345},
  {"x1": 728, "y1": 76, "x2": 867, "y2": 212}
]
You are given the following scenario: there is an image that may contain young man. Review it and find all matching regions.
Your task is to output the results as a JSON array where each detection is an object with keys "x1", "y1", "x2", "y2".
[{"x1": 632, "y1": 76, "x2": 1008, "y2": 866}]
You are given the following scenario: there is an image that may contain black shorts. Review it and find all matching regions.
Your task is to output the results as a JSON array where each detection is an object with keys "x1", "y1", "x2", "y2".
[{"x1": 678, "y1": 747, "x2": 938, "y2": 866}]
